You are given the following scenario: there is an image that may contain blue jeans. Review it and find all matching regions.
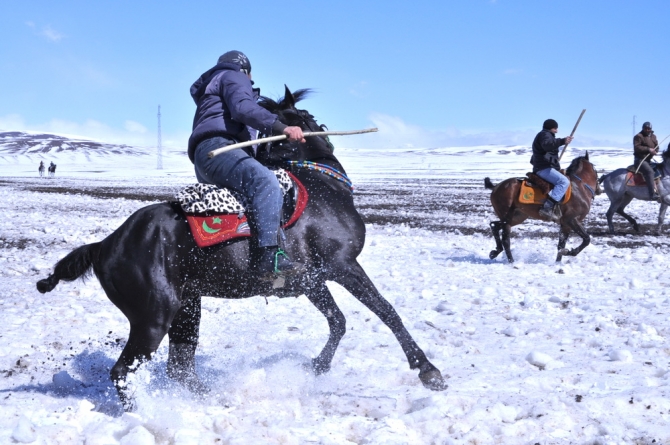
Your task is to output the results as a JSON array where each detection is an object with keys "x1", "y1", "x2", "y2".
[
  {"x1": 193, "y1": 137, "x2": 283, "y2": 247},
  {"x1": 536, "y1": 167, "x2": 570, "y2": 202}
]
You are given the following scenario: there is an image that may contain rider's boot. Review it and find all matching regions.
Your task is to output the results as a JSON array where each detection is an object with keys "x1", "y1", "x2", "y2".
[
  {"x1": 649, "y1": 188, "x2": 661, "y2": 202},
  {"x1": 538, "y1": 197, "x2": 561, "y2": 222},
  {"x1": 254, "y1": 246, "x2": 296, "y2": 281}
]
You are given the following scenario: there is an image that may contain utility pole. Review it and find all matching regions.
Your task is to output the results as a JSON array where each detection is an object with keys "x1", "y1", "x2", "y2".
[
  {"x1": 157, "y1": 105, "x2": 163, "y2": 170},
  {"x1": 632, "y1": 115, "x2": 636, "y2": 139}
]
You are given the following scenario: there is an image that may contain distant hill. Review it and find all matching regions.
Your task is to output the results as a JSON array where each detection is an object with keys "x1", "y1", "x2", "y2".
[{"x1": 0, "y1": 132, "x2": 148, "y2": 156}]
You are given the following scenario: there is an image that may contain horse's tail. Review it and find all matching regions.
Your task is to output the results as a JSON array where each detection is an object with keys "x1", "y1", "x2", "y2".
[
  {"x1": 36, "y1": 242, "x2": 101, "y2": 293},
  {"x1": 484, "y1": 177, "x2": 496, "y2": 190},
  {"x1": 597, "y1": 173, "x2": 607, "y2": 185}
]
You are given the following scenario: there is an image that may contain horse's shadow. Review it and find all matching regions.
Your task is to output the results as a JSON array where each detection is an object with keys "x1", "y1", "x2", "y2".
[
  {"x1": 0, "y1": 350, "x2": 124, "y2": 416},
  {"x1": 0, "y1": 348, "x2": 313, "y2": 417}
]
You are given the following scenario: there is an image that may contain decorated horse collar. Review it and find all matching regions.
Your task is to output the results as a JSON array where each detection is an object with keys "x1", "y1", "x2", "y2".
[{"x1": 285, "y1": 160, "x2": 354, "y2": 192}]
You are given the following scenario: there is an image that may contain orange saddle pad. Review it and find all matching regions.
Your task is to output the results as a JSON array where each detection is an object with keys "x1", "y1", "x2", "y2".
[{"x1": 518, "y1": 180, "x2": 571, "y2": 205}]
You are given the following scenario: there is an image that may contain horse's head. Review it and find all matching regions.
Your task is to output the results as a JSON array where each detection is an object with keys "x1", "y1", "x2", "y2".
[
  {"x1": 567, "y1": 151, "x2": 601, "y2": 195},
  {"x1": 257, "y1": 86, "x2": 338, "y2": 166}
]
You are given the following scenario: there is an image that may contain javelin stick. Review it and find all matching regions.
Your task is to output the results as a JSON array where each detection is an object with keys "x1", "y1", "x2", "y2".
[
  {"x1": 633, "y1": 132, "x2": 670, "y2": 174},
  {"x1": 558, "y1": 109, "x2": 586, "y2": 162},
  {"x1": 207, "y1": 128, "x2": 378, "y2": 158}
]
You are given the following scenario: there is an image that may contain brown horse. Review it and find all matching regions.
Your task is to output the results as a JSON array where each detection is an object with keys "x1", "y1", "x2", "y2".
[{"x1": 484, "y1": 153, "x2": 599, "y2": 262}]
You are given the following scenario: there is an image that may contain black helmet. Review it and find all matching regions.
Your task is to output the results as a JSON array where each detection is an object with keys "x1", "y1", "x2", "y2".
[
  {"x1": 217, "y1": 50, "x2": 251, "y2": 74},
  {"x1": 543, "y1": 119, "x2": 558, "y2": 130},
  {"x1": 642, "y1": 121, "x2": 652, "y2": 130}
]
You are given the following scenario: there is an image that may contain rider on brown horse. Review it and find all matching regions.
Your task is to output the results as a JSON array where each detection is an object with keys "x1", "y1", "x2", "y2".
[
  {"x1": 188, "y1": 50, "x2": 305, "y2": 280},
  {"x1": 530, "y1": 119, "x2": 574, "y2": 221},
  {"x1": 633, "y1": 121, "x2": 660, "y2": 201}
]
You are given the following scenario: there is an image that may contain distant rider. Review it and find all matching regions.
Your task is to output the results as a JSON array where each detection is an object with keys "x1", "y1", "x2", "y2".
[
  {"x1": 188, "y1": 50, "x2": 305, "y2": 280},
  {"x1": 633, "y1": 121, "x2": 660, "y2": 201},
  {"x1": 531, "y1": 119, "x2": 574, "y2": 221}
]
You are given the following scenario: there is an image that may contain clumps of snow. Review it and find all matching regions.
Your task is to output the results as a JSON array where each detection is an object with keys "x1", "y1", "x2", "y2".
[
  {"x1": 608, "y1": 349, "x2": 633, "y2": 363},
  {"x1": 525, "y1": 351, "x2": 565, "y2": 370}
]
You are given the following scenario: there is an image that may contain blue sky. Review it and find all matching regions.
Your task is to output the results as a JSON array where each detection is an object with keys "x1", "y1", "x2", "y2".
[{"x1": 1, "y1": 0, "x2": 669, "y2": 150}]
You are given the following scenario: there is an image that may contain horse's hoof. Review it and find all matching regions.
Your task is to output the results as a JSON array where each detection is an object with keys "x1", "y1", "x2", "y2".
[
  {"x1": 558, "y1": 248, "x2": 569, "y2": 256},
  {"x1": 182, "y1": 375, "x2": 210, "y2": 395},
  {"x1": 418, "y1": 364, "x2": 448, "y2": 391},
  {"x1": 310, "y1": 359, "x2": 331, "y2": 376},
  {"x1": 489, "y1": 250, "x2": 500, "y2": 260}
]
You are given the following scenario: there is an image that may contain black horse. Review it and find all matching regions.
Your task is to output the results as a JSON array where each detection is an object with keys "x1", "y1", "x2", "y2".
[{"x1": 37, "y1": 87, "x2": 447, "y2": 410}]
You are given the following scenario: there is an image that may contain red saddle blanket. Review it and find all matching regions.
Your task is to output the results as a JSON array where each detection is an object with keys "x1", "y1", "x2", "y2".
[
  {"x1": 625, "y1": 171, "x2": 650, "y2": 186},
  {"x1": 185, "y1": 172, "x2": 308, "y2": 248}
]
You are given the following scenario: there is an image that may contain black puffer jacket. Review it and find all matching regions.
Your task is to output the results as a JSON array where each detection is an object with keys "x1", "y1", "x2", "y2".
[
  {"x1": 531, "y1": 129, "x2": 568, "y2": 172},
  {"x1": 187, "y1": 62, "x2": 286, "y2": 162}
]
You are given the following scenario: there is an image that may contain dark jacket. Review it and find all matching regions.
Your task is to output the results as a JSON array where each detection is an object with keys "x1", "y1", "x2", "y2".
[
  {"x1": 187, "y1": 62, "x2": 286, "y2": 162},
  {"x1": 531, "y1": 129, "x2": 568, "y2": 172},
  {"x1": 633, "y1": 130, "x2": 658, "y2": 160}
]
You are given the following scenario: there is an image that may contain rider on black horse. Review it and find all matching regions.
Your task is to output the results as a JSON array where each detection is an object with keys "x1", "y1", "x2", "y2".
[
  {"x1": 530, "y1": 119, "x2": 574, "y2": 222},
  {"x1": 633, "y1": 121, "x2": 660, "y2": 201},
  {"x1": 188, "y1": 50, "x2": 305, "y2": 280}
]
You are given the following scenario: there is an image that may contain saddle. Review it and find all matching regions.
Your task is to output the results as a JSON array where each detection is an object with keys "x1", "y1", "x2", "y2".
[
  {"x1": 518, "y1": 172, "x2": 572, "y2": 205},
  {"x1": 625, "y1": 164, "x2": 661, "y2": 186},
  {"x1": 175, "y1": 169, "x2": 308, "y2": 248}
]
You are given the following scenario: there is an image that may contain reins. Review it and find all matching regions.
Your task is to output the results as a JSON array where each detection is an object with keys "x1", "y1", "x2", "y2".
[{"x1": 571, "y1": 173, "x2": 595, "y2": 199}]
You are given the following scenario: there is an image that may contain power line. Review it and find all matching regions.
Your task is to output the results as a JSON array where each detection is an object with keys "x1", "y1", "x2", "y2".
[{"x1": 157, "y1": 105, "x2": 163, "y2": 170}]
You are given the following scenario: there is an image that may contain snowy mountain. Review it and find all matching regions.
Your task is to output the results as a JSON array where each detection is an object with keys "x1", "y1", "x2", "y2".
[
  {"x1": 0, "y1": 130, "x2": 634, "y2": 180},
  {"x1": 0, "y1": 131, "x2": 148, "y2": 156}
]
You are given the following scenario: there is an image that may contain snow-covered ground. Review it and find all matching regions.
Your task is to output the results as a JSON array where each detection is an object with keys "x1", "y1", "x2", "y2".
[{"x1": 1, "y1": 138, "x2": 669, "y2": 444}]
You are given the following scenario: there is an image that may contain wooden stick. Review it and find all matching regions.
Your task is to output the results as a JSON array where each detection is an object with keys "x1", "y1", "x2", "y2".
[
  {"x1": 558, "y1": 109, "x2": 586, "y2": 161},
  {"x1": 207, "y1": 128, "x2": 379, "y2": 158}
]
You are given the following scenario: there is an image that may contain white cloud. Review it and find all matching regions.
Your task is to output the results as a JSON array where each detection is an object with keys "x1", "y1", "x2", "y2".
[
  {"x1": 25, "y1": 21, "x2": 35, "y2": 29},
  {"x1": 0, "y1": 114, "x2": 170, "y2": 148},
  {"x1": 125, "y1": 120, "x2": 148, "y2": 134},
  {"x1": 41, "y1": 25, "x2": 64, "y2": 42},
  {"x1": 340, "y1": 113, "x2": 627, "y2": 149}
]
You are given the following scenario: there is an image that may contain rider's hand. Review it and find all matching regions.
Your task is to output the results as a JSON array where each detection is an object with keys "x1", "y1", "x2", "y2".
[
  {"x1": 650, "y1": 148, "x2": 658, "y2": 155},
  {"x1": 283, "y1": 126, "x2": 306, "y2": 143},
  {"x1": 565, "y1": 136, "x2": 574, "y2": 144}
]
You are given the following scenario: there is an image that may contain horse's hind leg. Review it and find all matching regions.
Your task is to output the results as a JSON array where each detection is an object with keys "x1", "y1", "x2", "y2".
[
  {"x1": 304, "y1": 280, "x2": 347, "y2": 374},
  {"x1": 167, "y1": 296, "x2": 207, "y2": 393},
  {"x1": 608, "y1": 195, "x2": 637, "y2": 233},
  {"x1": 489, "y1": 221, "x2": 504, "y2": 259},
  {"x1": 556, "y1": 225, "x2": 571, "y2": 262},
  {"x1": 335, "y1": 261, "x2": 447, "y2": 391},
  {"x1": 111, "y1": 320, "x2": 173, "y2": 411}
]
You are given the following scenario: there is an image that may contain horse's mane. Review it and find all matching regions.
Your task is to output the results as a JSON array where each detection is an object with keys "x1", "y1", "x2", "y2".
[
  {"x1": 258, "y1": 89, "x2": 313, "y2": 113},
  {"x1": 566, "y1": 155, "x2": 586, "y2": 176}
]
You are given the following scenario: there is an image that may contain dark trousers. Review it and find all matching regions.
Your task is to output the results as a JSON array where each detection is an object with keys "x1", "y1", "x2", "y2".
[
  {"x1": 194, "y1": 137, "x2": 283, "y2": 247},
  {"x1": 633, "y1": 157, "x2": 656, "y2": 197}
]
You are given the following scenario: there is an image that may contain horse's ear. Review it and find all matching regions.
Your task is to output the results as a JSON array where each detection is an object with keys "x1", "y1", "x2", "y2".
[
  {"x1": 584, "y1": 150, "x2": 589, "y2": 160},
  {"x1": 283, "y1": 85, "x2": 296, "y2": 108}
]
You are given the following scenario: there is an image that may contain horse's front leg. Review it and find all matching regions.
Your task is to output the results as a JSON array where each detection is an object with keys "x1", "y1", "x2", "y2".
[
  {"x1": 167, "y1": 296, "x2": 208, "y2": 394},
  {"x1": 304, "y1": 280, "x2": 347, "y2": 374},
  {"x1": 501, "y1": 222, "x2": 514, "y2": 263},
  {"x1": 656, "y1": 202, "x2": 668, "y2": 234},
  {"x1": 559, "y1": 219, "x2": 590, "y2": 258},
  {"x1": 335, "y1": 261, "x2": 447, "y2": 391},
  {"x1": 556, "y1": 225, "x2": 571, "y2": 262}
]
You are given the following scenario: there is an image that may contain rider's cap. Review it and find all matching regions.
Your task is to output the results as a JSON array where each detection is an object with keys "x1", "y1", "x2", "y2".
[
  {"x1": 218, "y1": 51, "x2": 251, "y2": 74},
  {"x1": 543, "y1": 119, "x2": 558, "y2": 130},
  {"x1": 642, "y1": 121, "x2": 652, "y2": 129}
]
